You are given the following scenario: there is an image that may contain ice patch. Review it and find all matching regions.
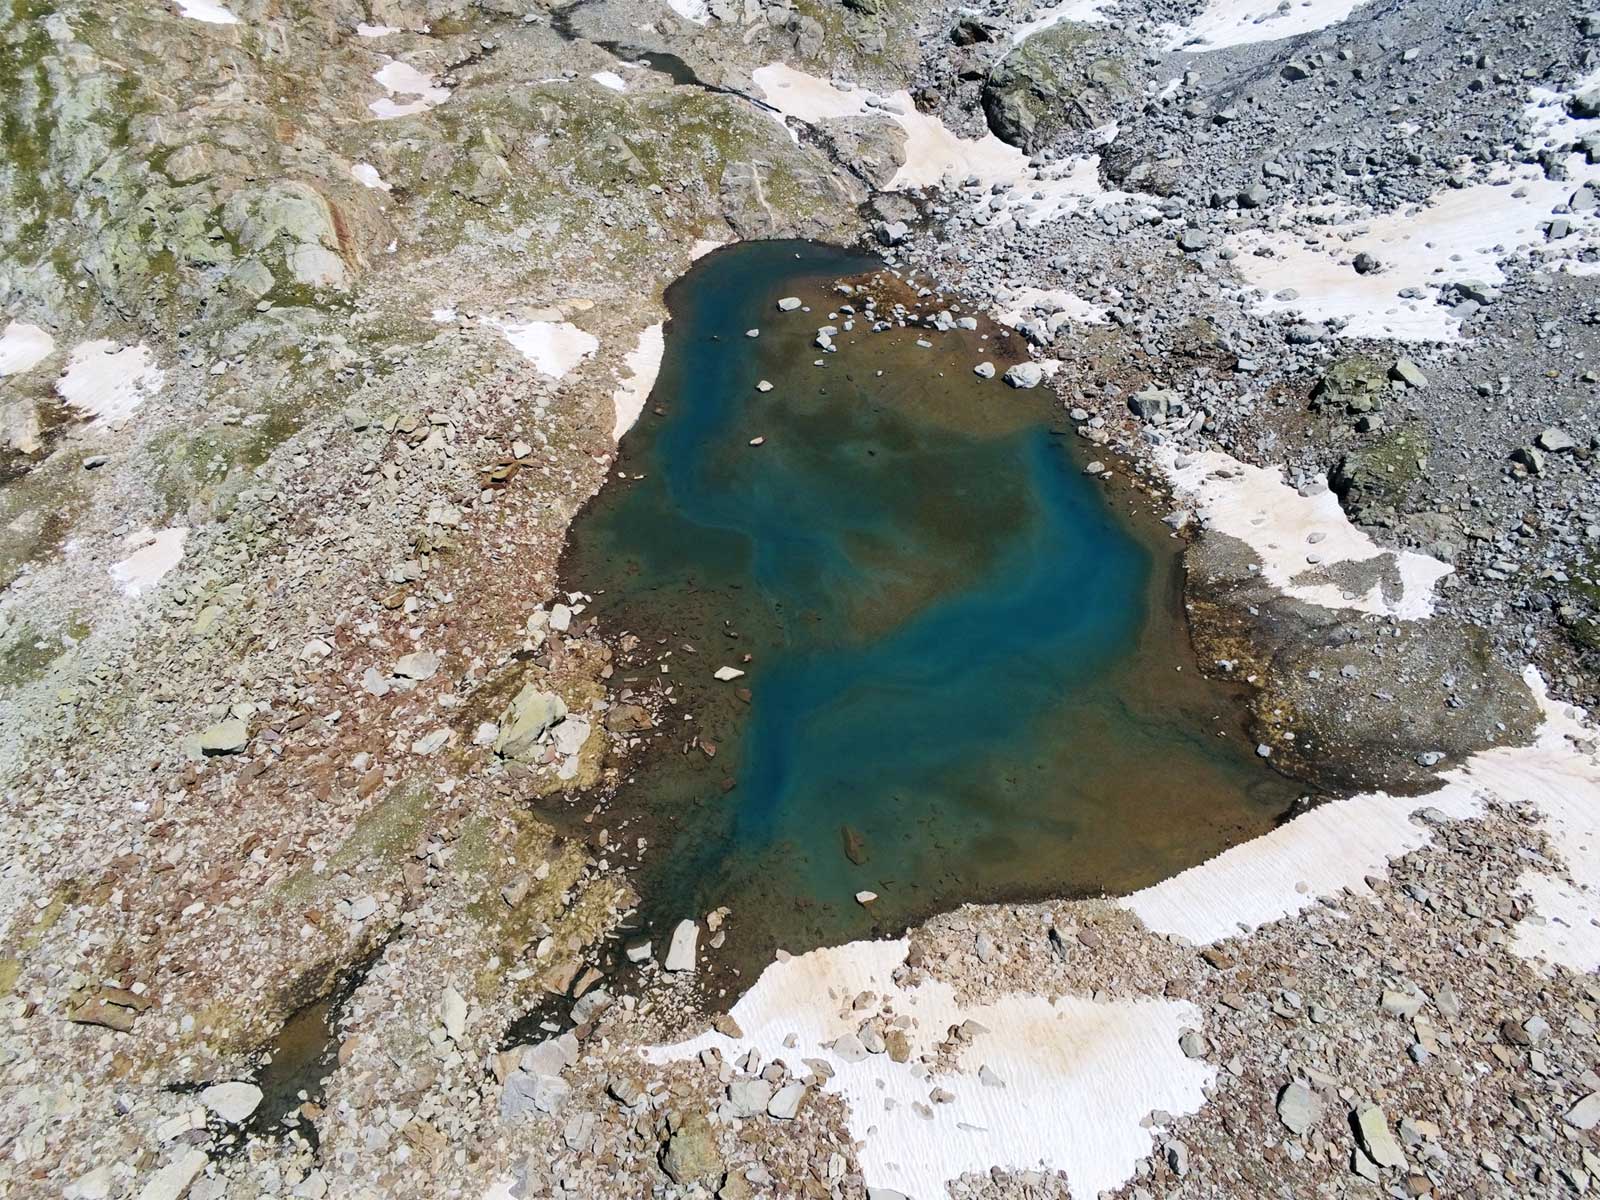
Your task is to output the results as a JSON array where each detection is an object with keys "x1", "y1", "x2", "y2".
[
  {"x1": 590, "y1": 70, "x2": 627, "y2": 93},
  {"x1": 1231, "y1": 73, "x2": 1600, "y2": 340},
  {"x1": 751, "y1": 64, "x2": 1122, "y2": 227},
  {"x1": 356, "y1": 22, "x2": 401, "y2": 36},
  {"x1": 644, "y1": 938, "x2": 1212, "y2": 1199},
  {"x1": 110, "y1": 528, "x2": 188, "y2": 598},
  {"x1": 370, "y1": 60, "x2": 451, "y2": 120},
  {"x1": 1161, "y1": 447, "x2": 1451, "y2": 620},
  {"x1": 613, "y1": 323, "x2": 664, "y2": 442},
  {"x1": 665, "y1": 0, "x2": 710, "y2": 24},
  {"x1": 493, "y1": 320, "x2": 599, "y2": 380},
  {"x1": 1127, "y1": 668, "x2": 1600, "y2": 967},
  {"x1": 55, "y1": 341, "x2": 165, "y2": 425},
  {"x1": 1012, "y1": 0, "x2": 1115, "y2": 44},
  {"x1": 350, "y1": 162, "x2": 391, "y2": 191},
  {"x1": 1166, "y1": 0, "x2": 1369, "y2": 51},
  {"x1": 0, "y1": 321, "x2": 55, "y2": 377},
  {"x1": 174, "y1": 0, "x2": 239, "y2": 24}
]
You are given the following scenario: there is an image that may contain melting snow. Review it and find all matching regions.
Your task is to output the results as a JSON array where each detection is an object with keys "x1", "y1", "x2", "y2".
[
  {"x1": 356, "y1": 22, "x2": 401, "y2": 36},
  {"x1": 1127, "y1": 668, "x2": 1600, "y2": 974},
  {"x1": 1012, "y1": 0, "x2": 1116, "y2": 44},
  {"x1": 645, "y1": 938, "x2": 1213, "y2": 1199},
  {"x1": 55, "y1": 341, "x2": 165, "y2": 425},
  {"x1": 350, "y1": 162, "x2": 392, "y2": 191},
  {"x1": 1230, "y1": 72, "x2": 1600, "y2": 340},
  {"x1": 0, "y1": 321, "x2": 55, "y2": 377},
  {"x1": 110, "y1": 528, "x2": 189, "y2": 598},
  {"x1": 494, "y1": 320, "x2": 599, "y2": 380},
  {"x1": 590, "y1": 70, "x2": 627, "y2": 93},
  {"x1": 1161, "y1": 447, "x2": 1452, "y2": 620},
  {"x1": 665, "y1": 0, "x2": 710, "y2": 24},
  {"x1": 612, "y1": 323, "x2": 664, "y2": 442},
  {"x1": 1166, "y1": 0, "x2": 1370, "y2": 51},
  {"x1": 370, "y1": 60, "x2": 451, "y2": 120},
  {"x1": 174, "y1": 0, "x2": 239, "y2": 24},
  {"x1": 751, "y1": 64, "x2": 1122, "y2": 227}
]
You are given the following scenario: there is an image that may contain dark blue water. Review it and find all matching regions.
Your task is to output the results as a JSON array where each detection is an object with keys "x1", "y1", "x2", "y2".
[{"x1": 563, "y1": 240, "x2": 1293, "y2": 976}]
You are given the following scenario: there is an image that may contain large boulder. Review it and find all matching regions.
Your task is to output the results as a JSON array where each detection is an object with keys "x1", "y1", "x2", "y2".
[{"x1": 982, "y1": 23, "x2": 1132, "y2": 153}]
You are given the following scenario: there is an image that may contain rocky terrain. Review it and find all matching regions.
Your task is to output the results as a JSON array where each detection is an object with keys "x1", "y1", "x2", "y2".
[{"x1": 5, "y1": 0, "x2": 1600, "y2": 1197}]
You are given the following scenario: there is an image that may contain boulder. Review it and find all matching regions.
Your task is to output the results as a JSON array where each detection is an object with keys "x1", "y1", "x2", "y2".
[
  {"x1": 982, "y1": 23, "x2": 1132, "y2": 152},
  {"x1": 661, "y1": 1112, "x2": 724, "y2": 1187},
  {"x1": 1003, "y1": 362, "x2": 1044, "y2": 389},
  {"x1": 664, "y1": 919, "x2": 699, "y2": 972},
  {"x1": 493, "y1": 685, "x2": 567, "y2": 761}
]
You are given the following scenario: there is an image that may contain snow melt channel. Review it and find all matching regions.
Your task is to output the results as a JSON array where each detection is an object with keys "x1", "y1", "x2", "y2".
[{"x1": 644, "y1": 938, "x2": 1212, "y2": 1200}]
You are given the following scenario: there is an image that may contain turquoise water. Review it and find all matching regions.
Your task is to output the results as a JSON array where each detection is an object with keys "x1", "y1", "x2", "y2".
[{"x1": 562, "y1": 240, "x2": 1294, "y2": 975}]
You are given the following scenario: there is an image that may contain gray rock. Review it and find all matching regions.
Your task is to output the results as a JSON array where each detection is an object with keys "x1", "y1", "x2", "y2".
[
  {"x1": 1536, "y1": 427, "x2": 1576, "y2": 453},
  {"x1": 1276, "y1": 1080, "x2": 1320, "y2": 1135},
  {"x1": 661, "y1": 1112, "x2": 724, "y2": 1187},
  {"x1": 197, "y1": 718, "x2": 249, "y2": 755},
  {"x1": 199, "y1": 1081, "x2": 262, "y2": 1124},
  {"x1": 1566, "y1": 1092, "x2": 1600, "y2": 1130},
  {"x1": 1354, "y1": 1104, "x2": 1406, "y2": 1169},
  {"x1": 493, "y1": 685, "x2": 567, "y2": 761},
  {"x1": 664, "y1": 919, "x2": 699, "y2": 972},
  {"x1": 767, "y1": 1081, "x2": 806, "y2": 1119},
  {"x1": 727, "y1": 1078, "x2": 774, "y2": 1118},
  {"x1": 1003, "y1": 362, "x2": 1045, "y2": 389}
]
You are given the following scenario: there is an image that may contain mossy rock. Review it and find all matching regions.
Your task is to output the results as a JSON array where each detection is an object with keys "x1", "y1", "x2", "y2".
[
  {"x1": 982, "y1": 22, "x2": 1131, "y2": 152},
  {"x1": 1314, "y1": 355, "x2": 1389, "y2": 408},
  {"x1": 1330, "y1": 424, "x2": 1429, "y2": 524}
]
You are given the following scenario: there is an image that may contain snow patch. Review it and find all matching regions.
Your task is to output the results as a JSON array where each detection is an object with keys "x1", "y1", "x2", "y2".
[
  {"x1": 350, "y1": 162, "x2": 391, "y2": 191},
  {"x1": 645, "y1": 939, "x2": 1213, "y2": 1199},
  {"x1": 612, "y1": 323, "x2": 664, "y2": 442},
  {"x1": 110, "y1": 528, "x2": 188, "y2": 598},
  {"x1": 55, "y1": 341, "x2": 165, "y2": 425},
  {"x1": 1161, "y1": 447, "x2": 1451, "y2": 619},
  {"x1": 0, "y1": 321, "x2": 55, "y2": 377},
  {"x1": 1126, "y1": 668, "x2": 1600, "y2": 967},
  {"x1": 751, "y1": 64, "x2": 1122, "y2": 227},
  {"x1": 665, "y1": 0, "x2": 710, "y2": 24},
  {"x1": 356, "y1": 22, "x2": 401, "y2": 36},
  {"x1": 994, "y1": 285, "x2": 1110, "y2": 334},
  {"x1": 590, "y1": 70, "x2": 627, "y2": 93},
  {"x1": 1231, "y1": 73, "x2": 1600, "y2": 340},
  {"x1": 1166, "y1": 0, "x2": 1370, "y2": 51},
  {"x1": 688, "y1": 238, "x2": 727, "y2": 261},
  {"x1": 174, "y1": 0, "x2": 239, "y2": 24},
  {"x1": 370, "y1": 60, "x2": 451, "y2": 120},
  {"x1": 1012, "y1": 0, "x2": 1115, "y2": 44},
  {"x1": 493, "y1": 320, "x2": 599, "y2": 380}
]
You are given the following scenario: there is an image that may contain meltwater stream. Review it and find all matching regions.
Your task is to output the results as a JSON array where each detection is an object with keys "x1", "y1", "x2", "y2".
[{"x1": 560, "y1": 241, "x2": 1298, "y2": 984}]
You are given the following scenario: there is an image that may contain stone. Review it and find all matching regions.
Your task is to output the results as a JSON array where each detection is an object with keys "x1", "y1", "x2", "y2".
[
  {"x1": 440, "y1": 986, "x2": 467, "y2": 1041},
  {"x1": 855, "y1": 890, "x2": 878, "y2": 904},
  {"x1": 777, "y1": 297, "x2": 802, "y2": 311},
  {"x1": 665, "y1": 919, "x2": 699, "y2": 972},
  {"x1": 493, "y1": 685, "x2": 567, "y2": 760},
  {"x1": 1566, "y1": 1092, "x2": 1600, "y2": 1130},
  {"x1": 501, "y1": 1070, "x2": 570, "y2": 1119},
  {"x1": 662, "y1": 1113, "x2": 724, "y2": 1187},
  {"x1": 973, "y1": 361, "x2": 996, "y2": 379},
  {"x1": 1390, "y1": 357, "x2": 1428, "y2": 388},
  {"x1": 1536, "y1": 427, "x2": 1576, "y2": 453},
  {"x1": 714, "y1": 666, "x2": 746, "y2": 681},
  {"x1": 728, "y1": 1078, "x2": 773, "y2": 1117},
  {"x1": 1179, "y1": 1031, "x2": 1207, "y2": 1058},
  {"x1": 767, "y1": 1081, "x2": 806, "y2": 1119},
  {"x1": 393, "y1": 649, "x2": 439, "y2": 680},
  {"x1": 135, "y1": 1150, "x2": 209, "y2": 1200},
  {"x1": 1177, "y1": 229, "x2": 1210, "y2": 252},
  {"x1": 1276, "y1": 1080, "x2": 1321, "y2": 1135},
  {"x1": 1381, "y1": 989, "x2": 1424, "y2": 1018},
  {"x1": 1003, "y1": 362, "x2": 1044, "y2": 389},
  {"x1": 830, "y1": 1033, "x2": 869, "y2": 1063},
  {"x1": 1355, "y1": 1104, "x2": 1406, "y2": 1170},
  {"x1": 197, "y1": 718, "x2": 248, "y2": 755},
  {"x1": 199, "y1": 1081, "x2": 262, "y2": 1124}
]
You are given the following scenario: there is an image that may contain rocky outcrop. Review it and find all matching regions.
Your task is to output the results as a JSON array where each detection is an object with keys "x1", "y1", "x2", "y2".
[{"x1": 981, "y1": 23, "x2": 1132, "y2": 152}]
